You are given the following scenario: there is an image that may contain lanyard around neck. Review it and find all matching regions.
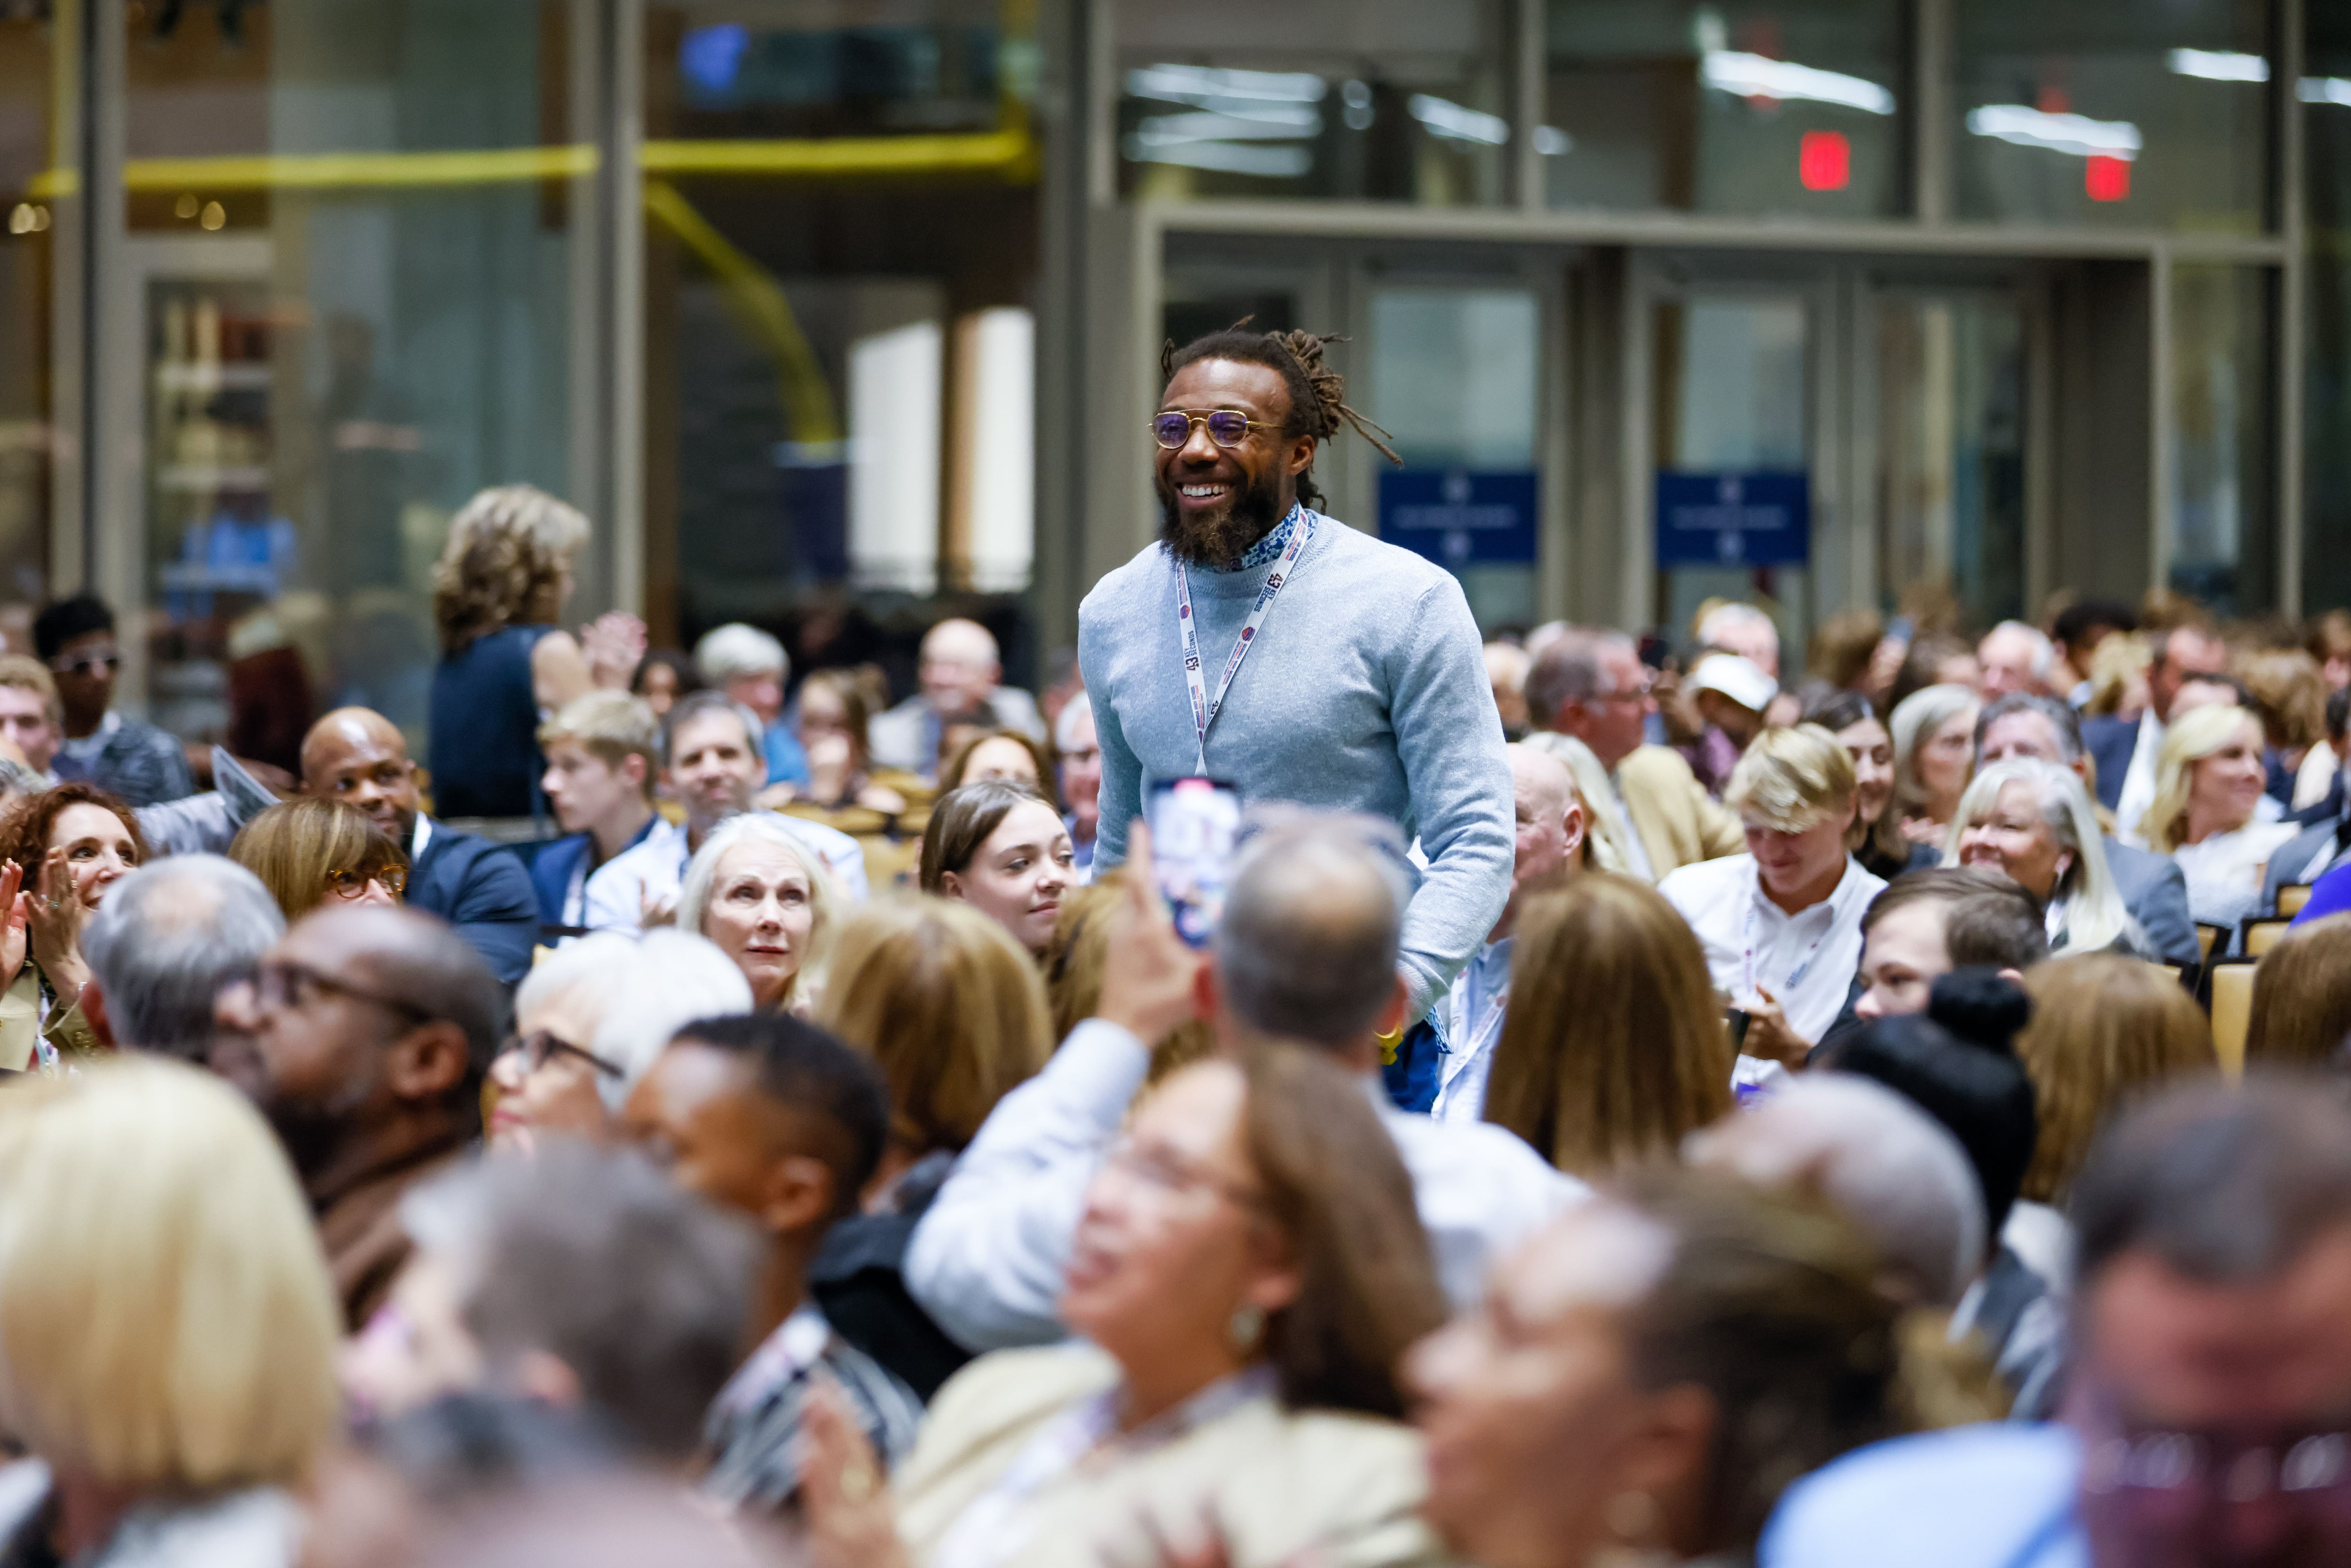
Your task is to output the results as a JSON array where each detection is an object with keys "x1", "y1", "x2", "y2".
[
  {"x1": 1740, "y1": 867, "x2": 1844, "y2": 1001},
  {"x1": 1173, "y1": 506, "x2": 1313, "y2": 775}
]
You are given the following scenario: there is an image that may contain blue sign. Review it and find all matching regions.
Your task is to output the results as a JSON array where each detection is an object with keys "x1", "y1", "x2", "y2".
[
  {"x1": 1378, "y1": 469, "x2": 1539, "y2": 568},
  {"x1": 1654, "y1": 470, "x2": 1811, "y2": 567}
]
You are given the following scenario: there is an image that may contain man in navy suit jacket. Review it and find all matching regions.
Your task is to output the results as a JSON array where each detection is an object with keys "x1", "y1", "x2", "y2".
[
  {"x1": 2078, "y1": 624, "x2": 2231, "y2": 826},
  {"x1": 300, "y1": 708, "x2": 540, "y2": 986}
]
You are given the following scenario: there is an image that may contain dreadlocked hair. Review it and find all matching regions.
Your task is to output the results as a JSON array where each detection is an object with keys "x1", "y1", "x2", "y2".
[{"x1": 1161, "y1": 323, "x2": 1402, "y2": 512}]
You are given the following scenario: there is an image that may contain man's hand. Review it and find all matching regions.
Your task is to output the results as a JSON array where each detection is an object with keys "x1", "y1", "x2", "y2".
[
  {"x1": 1738, "y1": 984, "x2": 1811, "y2": 1069},
  {"x1": 580, "y1": 611, "x2": 649, "y2": 691},
  {"x1": 1095, "y1": 820, "x2": 1207, "y2": 1044}
]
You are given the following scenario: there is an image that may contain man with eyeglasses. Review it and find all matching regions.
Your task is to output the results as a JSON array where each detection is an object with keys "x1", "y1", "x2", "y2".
[
  {"x1": 1525, "y1": 626, "x2": 1743, "y2": 882},
  {"x1": 1077, "y1": 324, "x2": 1512, "y2": 1026},
  {"x1": 299, "y1": 707, "x2": 541, "y2": 985},
  {"x1": 210, "y1": 903, "x2": 504, "y2": 1330},
  {"x1": 31, "y1": 593, "x2": 195, "y2": 806},
  {"x1": 1765, "y1": 1077, "x2": 2351, "y2": 1568}
]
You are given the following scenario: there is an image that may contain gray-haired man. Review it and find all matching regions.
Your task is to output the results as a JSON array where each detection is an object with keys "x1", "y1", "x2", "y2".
[{"x1": 79, "y1": 854, "x2": 284, "y2": 1060}]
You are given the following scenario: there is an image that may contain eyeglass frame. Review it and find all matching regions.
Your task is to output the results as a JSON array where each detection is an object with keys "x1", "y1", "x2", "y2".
[
  {"x1": 498, "y1": 1029, "x2": 625, "y2": 1080},
  {"x1": 1099, "y1": 1135, "x2": 1267, "y2": 1214},
  {"x1": 324, "y1": 864, "x2": 408, "y2": 900},
  {"x1": 244, "y1": 957, "x2": 435, "y2": 1024},
  {"x1": 1150, "y1": 408, "x2": 1281, "y2": 451},
  {"x1": 47, "y1": 651, "x2": 121, "y2": 679}
]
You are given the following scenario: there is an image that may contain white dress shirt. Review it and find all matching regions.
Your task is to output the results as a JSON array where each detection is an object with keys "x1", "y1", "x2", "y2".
[
  {"x1": 906, "y1": 1019, "x2": 1586, "y2": 1353},
  {"x1": 2171, "y1": 820, "x2": 2301, "y2": 933},
  {"x1": 1430, "y1": 937, "x2": 1512, "y2": 1124},
  {"x1": 2114, "y1": 710, "x2": 2165, "y2": 840},
  {"x1": 582, "y1": 812, "x2": 869, "y2": 932},
  {"x1": 1657, "y1": 853, "x2": 1886, "y2": 1045}
]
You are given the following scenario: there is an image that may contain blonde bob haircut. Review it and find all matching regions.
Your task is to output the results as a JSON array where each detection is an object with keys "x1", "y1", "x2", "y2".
[
  {"x1": 676, "y1": 814, "x2": 841, "y2": 1009},
  {"x1": 2015, "y1": 953, "x2": 2215, "y2": 1204},
  {"x1": 0, "y1": 1056, "x2": 339, "y2": 1491},
  {"x1": 537, "y1": 689, "x2": 661, "y2": 800},
  {"x1": 432, "y1": 483, "x2": 591, "y2": 652},
  {"x1": 1723, "y1": 723, "x2": 1857, "y2": 834},
  {"x1": 2143, "y1": 703, "x2": 2265, "y2": 855},
  {"x1": 817, "y1": 896, "x2": 1052, "y2": 1155},
  {"x1": 230, "y1": 796, "x2": 407, "y2": 923},
  {"x1": 1482, "y1": 873, "x2": 1734, "y2": 1177}
]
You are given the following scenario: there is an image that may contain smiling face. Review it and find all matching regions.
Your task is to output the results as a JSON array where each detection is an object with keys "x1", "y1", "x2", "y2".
[
  {"x1": 302, "y1": 711, "x2": 423, "y2": 846},
  {"x1": 701, "y1": 838, "x2": 817, "y2": 1010},
  {"x1": 1957, "y1": 780, "x2": 2067, "y2": 899},
  {"x1": 938, "y1": 799, "x2": 1073, "y2": 956},
  {"x1": 1833, "y1": 717, "x2": 1895, "y2": 828},
  {"x1": 1154, "y1": 358, "x2": 1317, "y2": 567},
  {"x1": 666, "y1": 709, "x2": 764, "y2": 835},
  {"x1": 47, "y1": 801, "x2": 137, "y2": 907},
  {"x1": 1744, "y1": 810, "x2": 1854, "y2": 908},
  {"x1": 2185, "y1": 716, "x2": 2269, "y2": 841}
]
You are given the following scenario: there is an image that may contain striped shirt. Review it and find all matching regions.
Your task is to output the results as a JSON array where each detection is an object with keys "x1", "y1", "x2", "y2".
[{"x1": 702, "y1": 1303, "x2": 924, "y2": 1513}]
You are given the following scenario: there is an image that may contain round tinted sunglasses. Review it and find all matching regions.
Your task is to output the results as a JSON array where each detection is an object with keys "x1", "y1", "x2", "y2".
[{"x1": 1151, "y1": 408, "x2": 1278, "y2": 450}]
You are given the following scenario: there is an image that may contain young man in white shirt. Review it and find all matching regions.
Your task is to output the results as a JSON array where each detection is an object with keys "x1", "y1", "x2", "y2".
[
  {"x1": 1658, "y1": 723, "x2": 1886, "y2": 1064},
  {"x1": 906, "y1": 811, "x2": 1583, "y2": 1353}
]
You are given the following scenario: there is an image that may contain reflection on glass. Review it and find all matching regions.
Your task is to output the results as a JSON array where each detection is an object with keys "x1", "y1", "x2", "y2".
[
  {"x1": 1365, "y1": 286, "x2": 1540, "y2": 629},
  {"x1": 1544, "y1": 1, "x2": 1902, "y2": 217},
  {"x1": 2170, "y1": 266, "x2": 2273, "y2": 614},
  {"x1": 1653, "y1": 296, "x2": 1810, "y2": 655},
  {"x1": 1955, "y1": 0, "x2": 2270, "y2": 231},
  {"x1": 0, "y1": 10, "x2": 53, "y2": 619},
  {"x1": 1877, "y1": 296, "x2": 2026, "y2": 629},
  {"x1": 646, "y1": 0, "x2": 1039, "y2": 654},
  {"x1": 122, "y1": 1, "x2": 582, "y2": 769},
  {"x1": 2304, "y1": 17, "x2": 2351, "y2": 613},
  {"x1": 1116, "y1": 0, "x2": 1508, "y2": 205}
]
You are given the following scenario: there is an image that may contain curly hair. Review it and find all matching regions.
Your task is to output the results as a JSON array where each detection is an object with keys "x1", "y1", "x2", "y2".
[
  {"x1": 0, "y1": 782, "x2": 146, "y2": 881},
  {"x1": 431, "y1": 485, "x2": 591, "y2": 653},
  {"x1": 1161, "y1": 324, "x2": 1402, "y2": 511}
]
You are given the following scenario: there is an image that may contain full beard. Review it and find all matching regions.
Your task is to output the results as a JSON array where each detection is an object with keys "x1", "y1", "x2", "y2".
[{"x1": 1157, "y1": 465, "x2": 1290, "y2": 567}]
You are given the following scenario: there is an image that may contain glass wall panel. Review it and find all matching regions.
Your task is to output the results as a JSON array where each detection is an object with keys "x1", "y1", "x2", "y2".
[
  {"x1": 1876, "y1": 294, "x2": 2027, "y2": 628},
  {"x1": 643, "y1": 0, "x2": 1041, "y2": 695},
  {"x1": 0, "y1": 7, "x2": 56, "y2": 622},
  {"x1": 2169, "y1": 265, "x2": 2274, "y2": 615},
  {"x1": 119, "y1": 0, "x2": 583, "y2": 772},
  {"x1": 1954, "y1": 0, "x2": 2270, "y2": 233},
  {"x1": 1115, "y1": 0, "x2": 1509, "y2": 206},
  {"x1": 2306, "y1": 10, "x2": 2351, "y2": 614},
  {"x1": 1543, "y1": 0, "x2": 1903, "y2": 219}
]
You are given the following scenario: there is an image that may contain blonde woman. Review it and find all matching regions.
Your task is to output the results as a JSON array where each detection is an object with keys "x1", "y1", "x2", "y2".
[
  {"x1": 0, "y1": 1058, "x2": 340, "y2": 1565},
  {"x1": 2014, "y1": 955, "x2": 2213, "y2": 1206},
  {"x1": 1888, "y1": 683, "x2": 1980, "y2": 847},
  {"x1": 229, "y1": 796, "x2": 407, "y2": 923},
  {"x1": 2138, "y1": 703, "x2": 2298, "y2": 933},
  {"x1": 1481, "y1": 874, "x2": 1733, "y2": 1177},
  {"x1": 427, "y1": 484, "x2": 643, "y2": 819},
  {"x1": 676, "y1": 812, "x2": 840, "y2": 1013},
  {"x1": 1947, "y1": 758, "x2": 2143, "y2": 955}
]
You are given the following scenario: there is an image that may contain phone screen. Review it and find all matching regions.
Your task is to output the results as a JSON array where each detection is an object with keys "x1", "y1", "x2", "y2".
[{"x1": 1148, "y1": 777, "x2": 1242, "y2": 949}]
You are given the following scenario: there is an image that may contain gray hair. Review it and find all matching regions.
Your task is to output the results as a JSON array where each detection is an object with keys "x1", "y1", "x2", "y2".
[
  {"x1": 401, "y1": 1142, "x2": 762, "y2": 1461},
  {"x1": 1052, "y1": 691, "x2": 1095, "y2": 754},
  {"x1": 1524, "y1": 628, "x2": 1634, "y2": 730},
  {"x1": 1943, "y1": 758, "x2": 2138, "y2": 954},
  {"x1": 1696, "y1": 601, "x2": 1779, "y2": 657},
  {"x1": 1974, "y1": 692, "x2": 2084, "y2": 764},
  {"x1": 1889, "y1": 682, "x2": 1979, "y2": 818},
  {"x1": 674, "y1": 814, "x2": 842, "y2": 1009},
  {"x1": 692, "y1": 622, "x2": 789, "y2": 685},
  {"x1": 658, "y1": 689, "x2": 766, "y2": 769},
  {"x1": 1980, "y1": 620, "x2": 2056, "y2": 679},
  {"x1": 1518, "y1": 731, "x2": 1636, "y2": 877},
  {"x1": 515, "y1": 930, "x2": 753, "y2": 1109},
  {"x1": 81, "y1": 855, "x2": 284, "y2": 1058},
  {"x1": 1685, "y1": 1073, "x2": 1986, "y2": 1308},
  {"x1": 1213, "y1": 811, "x2": 1411, "y2": 1049}
]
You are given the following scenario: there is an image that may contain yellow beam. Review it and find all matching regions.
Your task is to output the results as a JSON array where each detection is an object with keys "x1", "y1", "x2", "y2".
[{"x1": 641, "y1": 128, "x2": 1033, "y2": 178}]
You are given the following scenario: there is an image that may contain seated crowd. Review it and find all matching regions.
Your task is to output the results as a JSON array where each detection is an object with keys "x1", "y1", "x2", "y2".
[{"x1": 7, "y1": 582, "x2": 2351, "y2": 1568}]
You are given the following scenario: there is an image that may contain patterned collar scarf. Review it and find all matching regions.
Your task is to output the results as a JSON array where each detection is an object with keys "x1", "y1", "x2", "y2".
[{"x1": 1207, "y1": 502, "x2": 1303, "y2": 573}]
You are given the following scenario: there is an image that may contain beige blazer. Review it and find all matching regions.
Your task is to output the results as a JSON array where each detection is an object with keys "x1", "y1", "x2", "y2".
[
  {"x1": 894, "y1": 1345, "x2": 1450, "y2": 1568},
  {"x1": 1617, "y1": 744, "x2": 1745, "y2": 881}
]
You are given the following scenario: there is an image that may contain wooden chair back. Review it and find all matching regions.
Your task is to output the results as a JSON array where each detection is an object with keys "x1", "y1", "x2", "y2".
[
  {"x1": 2279, "y1": 883, "x2": 2313, "y2": 918},
  {"x1": 2210, "y1": 962, "x2": 2256, "y2": 1080}
]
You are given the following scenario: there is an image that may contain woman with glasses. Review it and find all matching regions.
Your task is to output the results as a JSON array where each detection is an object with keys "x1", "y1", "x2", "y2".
[
  {"x1": 229, "y1": 797, "x2": 408, "y2": 925},
  {"x1": 484, "y1": 927, "x2": 751, "y2": 1153},
  {"x1": 797, "y1": 1046, "x2": 1450, "y2": 1568},
  {"x1": 0, "y1": 781, "x2": 145, "y2": 1072}
]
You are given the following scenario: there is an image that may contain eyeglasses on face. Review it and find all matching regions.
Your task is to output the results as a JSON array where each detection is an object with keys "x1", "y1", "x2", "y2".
[
  {"x1": 325, "y1": 865, "x2": 407, "y2": 900},
  {"x1": 1151, "y1": 408, "x2": 1277, "y2": 450},
  {"x1": 1101, "y1": 1137, "x2": 1265, "y2": 1213},
  {"x1": 48, "y1": 653, "x2": 120, "y2": 678},
  {"x1": 500, "y1": 1030, "x2": 624, "y2": 1079},
  {"x1": 248, "y1": 958, "x2": 433, "y2": 1022}
]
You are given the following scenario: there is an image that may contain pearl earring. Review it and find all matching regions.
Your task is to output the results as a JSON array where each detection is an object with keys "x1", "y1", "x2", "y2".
[{"x1": 1228, "y1": 1303, "x2": 1266, "y2": 1354}]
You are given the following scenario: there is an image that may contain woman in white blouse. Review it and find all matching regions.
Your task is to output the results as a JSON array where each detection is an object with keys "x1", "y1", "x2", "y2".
[
  {"x1": 2137, "y1": 703, "x2": 2299, "y2": 936},
  {"x1": 1946, "y1": 758, "x2": 2143, "y2": 956}
]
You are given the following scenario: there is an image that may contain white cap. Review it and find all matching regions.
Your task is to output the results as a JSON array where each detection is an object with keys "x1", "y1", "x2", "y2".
[{"x1": 1686, "y1": 653, "x2": 1777, "y2": 715}]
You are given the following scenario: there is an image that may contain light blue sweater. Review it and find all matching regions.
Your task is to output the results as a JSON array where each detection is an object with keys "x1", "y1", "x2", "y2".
[{"x1": 1078, "y1": 513, "x2": 1514, "y2": 1016}]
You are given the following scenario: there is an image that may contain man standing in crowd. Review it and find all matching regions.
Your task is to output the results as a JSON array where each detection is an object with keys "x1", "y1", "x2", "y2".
[
  {"x1": 2085, "y1": 620, "x2": 2229, "y2": 833},
  {"x1": 210, "y1": 903, "x2": 503, "y2": 1329},
  {"x1": 694, "y1": 622, "x2": 809, "y2": 788},
  {"x1": 531, "y1": 691, "x2": 664, "y2": 932},
  {"x1": 909, "y1": 812, "x2": 1578, "y2": 1352},
  {"x1": 869, "y1": 618, "x2": 1043, "y2": 777},
  {"x1": 1079, "y1": 325, "x2": 1512, "y2": 1020},
  {"x1": 1765, "y1": 1079, "x2": 2351, "y2": 1567},
  {"x1": 0, "y1": 656, "x2": 59, "y2": 782},
  {"x1": 1975, "y1": 692, "x2": 2201, "y2": 965},
  {"x1": 79, "y1": 854, "x2": 284, "y2": 1059},
  {"x1": 300, "y1": 708, "x2": 541, "y2": 985},
  {"x1": 622, "y1": 1012, "x2": 922, "y2": 1508},
  {"x1": 1975, "y1": 621, "x2": 2055, "y2": 700},
  {"x1": 1054, "y1": 692, "x2": 1103, "y2": 879},
  {"x1": 586, "y1": 691, "x2": 866, "y2": 931},
  {"x1": 1528, "y1": 627, "x2": 1742, "y2": 881},
  {"x1": 33, "y1": 594, "x2": 194, "y2": 805}
]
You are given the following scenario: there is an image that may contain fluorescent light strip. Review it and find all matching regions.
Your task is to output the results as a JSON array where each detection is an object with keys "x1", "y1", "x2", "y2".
[
  {"x1": 1407, "y1": 94, "x2": 1510, "y2": 146},
  {"x1": 2169, "y1": 48, "x2": 2269, "y2": 82},
  {"x1": 1701, "y1": 51, "x2": 1894, "y2": 115},
  {"x1": 1965, "y1": 104, "x2": 2141, "y2": 160},
  {"x1": 2302, "y1": 77, "x2": 2351, "y2": 107},
  {"x1": 1130, "y1": 110, "x2": 1319, "y2": 147},
  {"x1": 1120, "y1": 136, "x2": 1312, "y2": 177},
  {"x1": 1126, "y1": 64, "x2": 1325, "y2": 106}
]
